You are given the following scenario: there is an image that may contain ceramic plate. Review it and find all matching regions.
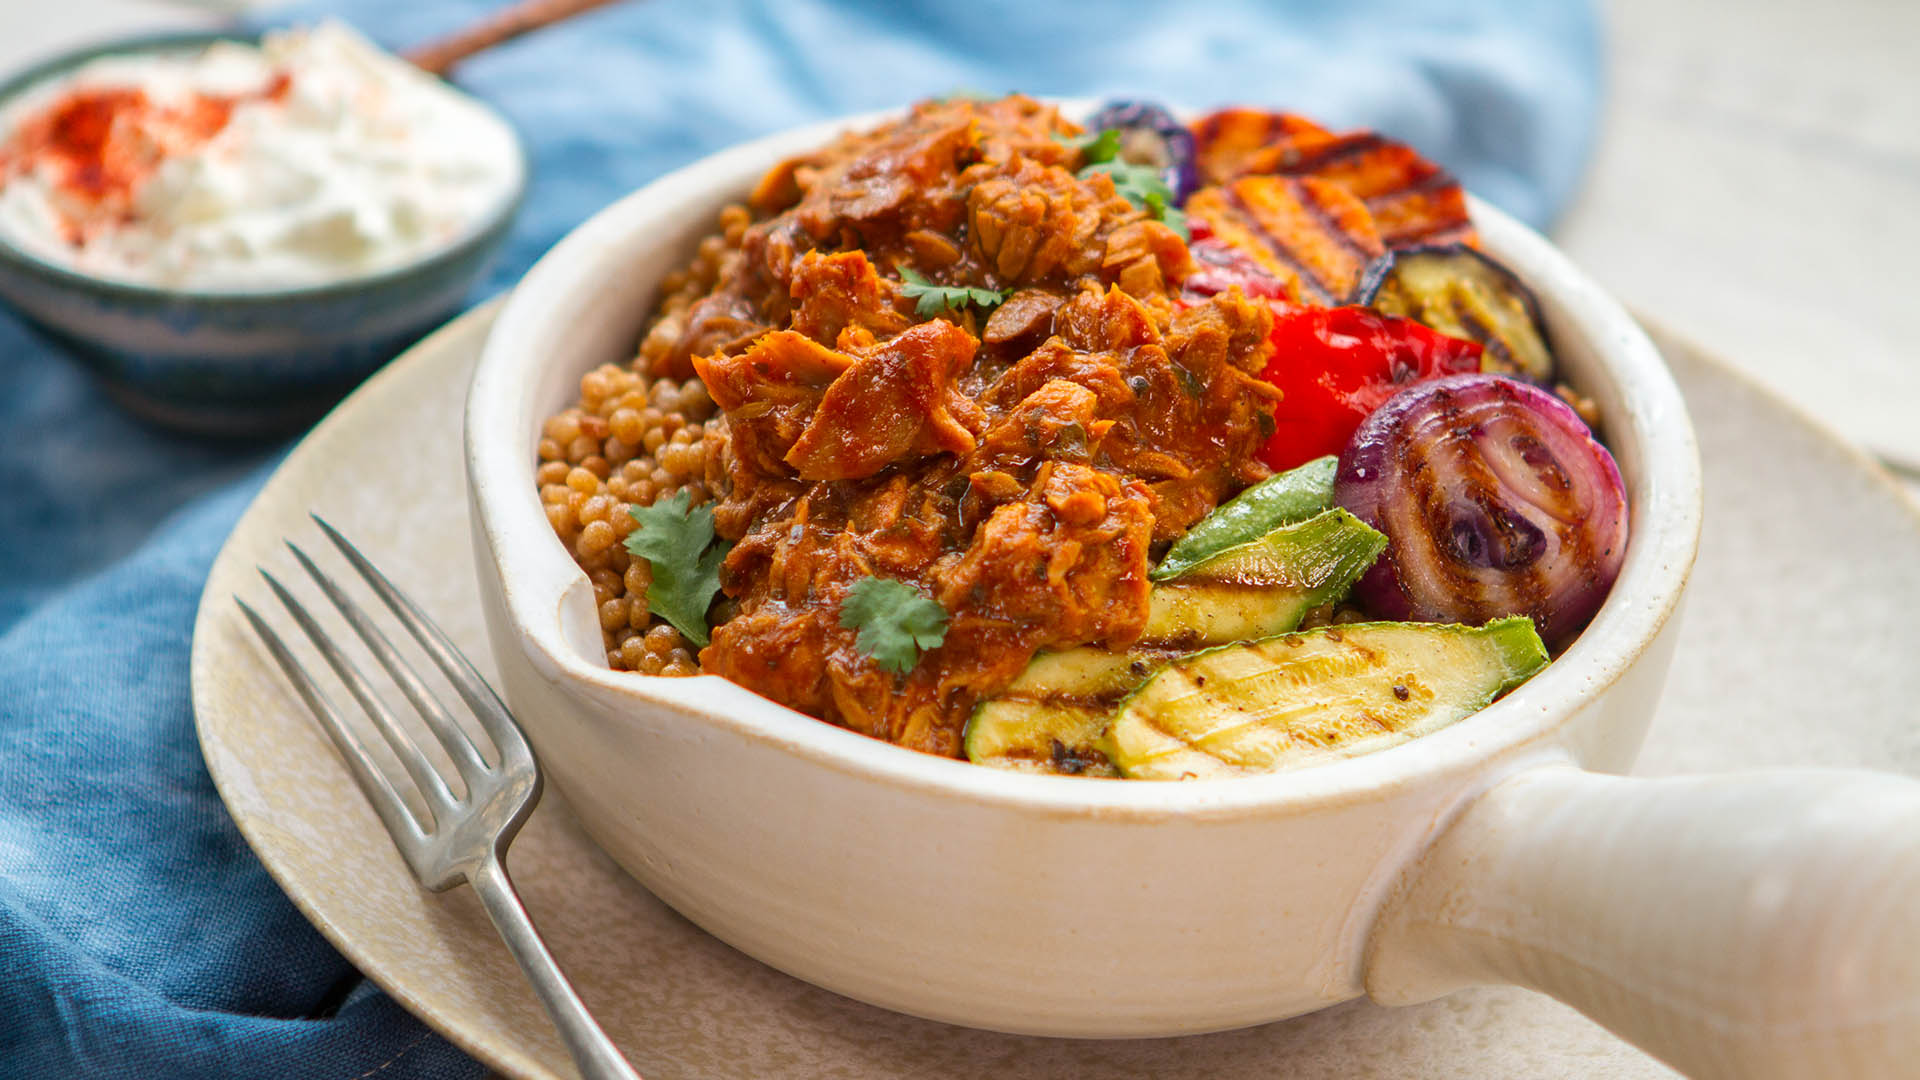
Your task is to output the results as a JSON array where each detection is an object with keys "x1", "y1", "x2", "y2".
[{"x1": 190, "y1": 302, "x2": 1920, "y2": 1080}]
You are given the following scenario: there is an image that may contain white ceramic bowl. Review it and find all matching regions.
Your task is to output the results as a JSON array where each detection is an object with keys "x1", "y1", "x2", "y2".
[{"x1": 467, "y1": 109, "x2": 1920, "y2": 1080}]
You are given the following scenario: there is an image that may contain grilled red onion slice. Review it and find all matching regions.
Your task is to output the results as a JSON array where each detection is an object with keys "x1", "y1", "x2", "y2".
[
  {"x1": 1087, "y1": 100, "x2": 1201, "y2": 204},
  {"x1": 1335, "y1": 373, "x2": 1628, "y2": 648}
]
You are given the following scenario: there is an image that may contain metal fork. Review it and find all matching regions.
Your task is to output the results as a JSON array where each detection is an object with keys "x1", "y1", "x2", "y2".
[{"x1": 237, "y1": 515, "x2": 643, "y2": 1080}]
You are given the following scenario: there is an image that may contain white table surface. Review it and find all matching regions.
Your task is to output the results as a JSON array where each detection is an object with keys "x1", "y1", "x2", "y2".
[
  {"x1": 4, "y1": 0, "x2": 1915, "y2": 479},
  {"x1": 1556, "y1": 0, "x2": 1920, "y2": 476}
]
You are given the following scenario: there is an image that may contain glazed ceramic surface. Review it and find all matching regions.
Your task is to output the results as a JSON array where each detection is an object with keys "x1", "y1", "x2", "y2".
[
  {"x1": 194, "y1": 306, "x2": 1920, "y2": 1080},
  {"x1": 462, "y1": 110, "x2": 1702, "y2": 1037},
  {"x1": 0, "y1": 32, "x2": 526, "y2": 435}
]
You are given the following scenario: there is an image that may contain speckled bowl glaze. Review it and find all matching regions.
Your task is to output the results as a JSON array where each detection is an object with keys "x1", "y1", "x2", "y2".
[
  {"x1": 0, "y1": 32, "x2": 527, "y2": 436},
  {"x1": 467, "y1": 107, "x2": 1920, "y2": 1080}
]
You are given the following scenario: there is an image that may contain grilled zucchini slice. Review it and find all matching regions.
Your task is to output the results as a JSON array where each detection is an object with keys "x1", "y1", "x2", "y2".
[
  {"x1": 1107, "y1": 617, "x2": 1548, "y2": 780},
  {"x1": 1153, "y1": 456, "x2": 1338, "y2": 582},
  {"x1": 964, "y1": 509, "x2": 1386, "y2": 775}
]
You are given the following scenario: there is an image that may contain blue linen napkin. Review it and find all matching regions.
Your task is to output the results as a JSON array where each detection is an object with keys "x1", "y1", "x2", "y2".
[{"x1": 0, "y1": 2, "x2": 1598, "y2": 1076}]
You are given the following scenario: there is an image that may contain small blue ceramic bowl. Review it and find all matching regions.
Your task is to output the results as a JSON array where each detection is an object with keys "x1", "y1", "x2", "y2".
[{"x1": 0, "y1": 31, "x2": 527, "y2": 436}]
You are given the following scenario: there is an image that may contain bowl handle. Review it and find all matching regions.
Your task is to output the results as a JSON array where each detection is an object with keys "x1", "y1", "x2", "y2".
[{"x1": 1364, "y1": 761, "x2": 1920, "y2": 1079}]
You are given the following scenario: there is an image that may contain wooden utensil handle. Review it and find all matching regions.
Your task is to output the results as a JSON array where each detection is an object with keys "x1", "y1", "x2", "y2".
[
  {"x1": 405, "y1": 0, "x2": 627, "y2": 76},
  {"x1": 1367, "y1": 762, "x2": 1920, "y2": 1080}
]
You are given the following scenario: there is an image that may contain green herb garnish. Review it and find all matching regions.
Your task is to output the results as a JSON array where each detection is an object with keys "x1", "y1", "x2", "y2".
[
  {"x1": 1057, "y1": 127, "x2": 1189, "y2": 238},
  {"x1": 1053, "y1": 127, "x2": 1121, "y2": 164},
  {"x1": 1080, "y1": 159, "x2": 1189, "y2": 240},
  {"x1": 624, "y1": 491, "x2": 729, "y2": 647},
  {"x1": 1145, "y1": 188, "x2": 1189, "y2": 240},
  {"x1": 839, "y1": 577, "x2": 950, "y2": 674},
  {"x1": 898, "y1": 267, "x2": 1008, "y2": 319}
]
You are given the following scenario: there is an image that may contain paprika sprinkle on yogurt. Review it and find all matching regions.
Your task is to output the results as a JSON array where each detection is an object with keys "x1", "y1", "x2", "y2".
[
  {"x1": 0, "y1": 22, "x2": 521, "y2": 291},
  {"x1": 0, "y1": 74, "x2": 290, "y2": 245}
]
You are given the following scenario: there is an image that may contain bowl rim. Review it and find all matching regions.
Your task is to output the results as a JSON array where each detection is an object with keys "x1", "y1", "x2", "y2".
[
  {"x1": 0, "y1": 28, "x2": 530, "y2": 305},
  {"x1": 467, "y1": 103, "x2": 1705, "y2": 822}
]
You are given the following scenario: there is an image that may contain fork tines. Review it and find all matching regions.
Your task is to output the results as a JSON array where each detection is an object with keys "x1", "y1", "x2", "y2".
[
  {"x1": 238, "y1": 516, "x2": 533, "y2": 848},
  {"x1": 239, "y1": 519, "x2": 640, "y2": 1080}
]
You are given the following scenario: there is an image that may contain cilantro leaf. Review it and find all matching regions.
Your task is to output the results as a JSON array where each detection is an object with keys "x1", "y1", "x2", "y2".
[
  {"x1": 898, "y1": 266, "x2": 1007, "y2": 319},
  {"x1": 624, "y1": 491, "x2": 729, "y2": 647},
  {"x1": 1080, "y1": 160, "x2": 1171, "y2": 202},
  {"x1": 1145, "y1": 189, "x2": 1190, "y2": 241},
  {"x1": 838, "y1": 577, "x2": 950, "y2": 674},
  {"x1": 1080, "y1": 160, "x2": 1188, "y2": 238},
  {"x1": 1053, "y1": 127, "x2": 1121, "y2": 164}
]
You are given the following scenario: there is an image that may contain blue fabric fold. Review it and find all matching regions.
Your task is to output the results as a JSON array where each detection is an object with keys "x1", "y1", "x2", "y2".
[{"x1": 0, "y1": 2, "x2": 1599, "y2": 1076}]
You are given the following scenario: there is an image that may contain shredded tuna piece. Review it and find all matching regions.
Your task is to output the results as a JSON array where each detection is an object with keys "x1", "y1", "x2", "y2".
[
  {"x1": 661, "y1": 97, "x2": 1282, "y2": 756},
  {"x1": 784, "y1": 320, "x2": 984, "y2": 481}
]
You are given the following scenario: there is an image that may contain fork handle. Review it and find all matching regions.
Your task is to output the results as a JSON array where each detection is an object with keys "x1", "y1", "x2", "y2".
[{"x1": 472, "y1": 856, "x2": 644, "y2": 1080}]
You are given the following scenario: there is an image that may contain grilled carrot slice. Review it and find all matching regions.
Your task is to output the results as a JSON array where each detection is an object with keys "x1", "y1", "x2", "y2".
[
  {"x1": 1190, "y1": 109, "x2": 1478, "y2": 250},
  {"x1": 1186, "y1": 175, "x2": 1385, "y2": 305},
  {"x1": 1190, "y1": 107, "x2": 1338, "y2": 186},
  {"x1": 1277, "y1": 132, "x2": 1475, "y2": 249}
]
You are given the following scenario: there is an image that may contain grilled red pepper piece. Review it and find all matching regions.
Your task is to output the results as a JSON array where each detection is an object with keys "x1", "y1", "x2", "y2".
[
  {"x1": 1256, "y1": 306, "x2": 1482, "y2": 471},
  {"x1": 1180, "y1": 218, "x2": 1292, "y2": 302},
  {"x1": 1184, "y1": 238, "x2": 1292, "y2": 301}
]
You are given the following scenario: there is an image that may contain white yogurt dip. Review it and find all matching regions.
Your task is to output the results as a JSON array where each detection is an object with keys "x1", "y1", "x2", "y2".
[{"x1": 0, "y1": 21, "x2": 523, "y2": 291}]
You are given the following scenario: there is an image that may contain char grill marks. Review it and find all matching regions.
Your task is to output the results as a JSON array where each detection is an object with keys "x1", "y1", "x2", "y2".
[
  {"x1": 1187, "y1": 175, "x2": 1384, "y2": 304},
  {"x1": 1275, "y1": 132, "x2": 1474, "y2": 249},
  {"x1": 1189, "y1": 108, "x2": 1478, "y2": 261},
  {"x1": 1190, "y1": 107, "x2": 1341, "y2": 184},
  {"x1": 1389, "y1": 382, "x2": 1598, "y2": 629}
]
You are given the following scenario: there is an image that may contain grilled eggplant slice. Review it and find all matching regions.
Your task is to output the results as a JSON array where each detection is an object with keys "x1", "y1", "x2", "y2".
[
  {"x1": 1358, "y1": 245, "x2": 1555, "y2": 382},
  {"x1": 1186, "y1": 175, "x2": 1385, "y2": 305},
  {"x1": 1107, "y1": 617, "x2": 1548, "y2": 780},
  {"x1": 964, "y1": 509, "x2": 1386, "y2": 774}
]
